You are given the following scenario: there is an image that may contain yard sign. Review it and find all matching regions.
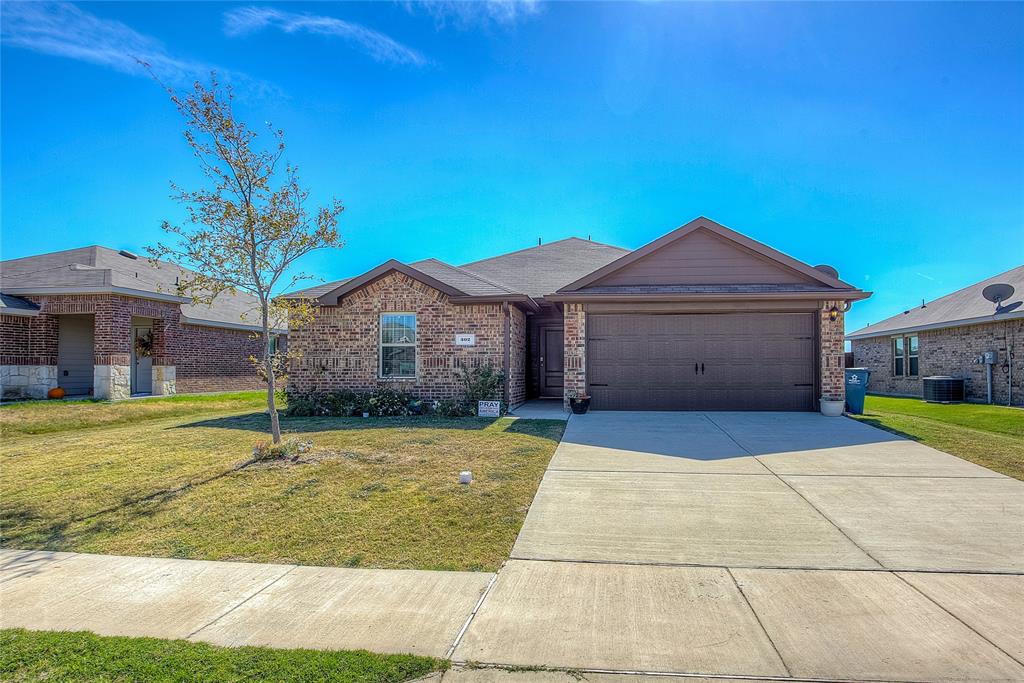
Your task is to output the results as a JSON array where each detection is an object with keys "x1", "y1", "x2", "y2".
[{"x1": 477, "y1": 400, "x2": 501, "y2": 417}]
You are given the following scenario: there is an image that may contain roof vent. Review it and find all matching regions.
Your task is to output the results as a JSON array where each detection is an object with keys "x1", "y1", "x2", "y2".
[
  {"x1": 813, "y1": 264, "x2": 839, "y2": 279},
  {"x1": 118, "y1": 250, "x2": 139, "y2": 260}
]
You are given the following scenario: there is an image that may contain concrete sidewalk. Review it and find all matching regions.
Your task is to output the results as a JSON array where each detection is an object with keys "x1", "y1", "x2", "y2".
[{"x1": 0, "y1": 549, "x2": 492, "y2": 657}]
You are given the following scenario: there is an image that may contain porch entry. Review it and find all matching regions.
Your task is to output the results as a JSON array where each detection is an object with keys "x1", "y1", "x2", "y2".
[
  {"x1": 131, "y1": 318, "x2": 153, "y2": 395},
  {"x1": 539, "y1": 325, "x2": 564, "y2": 398}
]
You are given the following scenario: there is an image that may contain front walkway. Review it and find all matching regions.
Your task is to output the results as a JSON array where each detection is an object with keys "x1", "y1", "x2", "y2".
[{"x1": 3, "y1": 412, "x2": 1023, "y2": 681}]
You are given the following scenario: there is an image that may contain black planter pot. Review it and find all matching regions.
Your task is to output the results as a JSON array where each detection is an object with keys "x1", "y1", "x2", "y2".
[{"x1": 569, "y1": 397, "x2": 591, "y2": 414}]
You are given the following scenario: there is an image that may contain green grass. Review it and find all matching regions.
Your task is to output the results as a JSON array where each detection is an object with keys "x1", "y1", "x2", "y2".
[
  {"x1": 0, "y1": 391, "x2": 273, "y2": 436},
  {"x1": 1, "y1": 407, "x2": 564, "y2": 571},
  {"x1": 850, "y1": 395, "x2": 1024, "y2": 480},
  {"x1": 0, "y1": 628, "x2": 446, "y2": 683}
]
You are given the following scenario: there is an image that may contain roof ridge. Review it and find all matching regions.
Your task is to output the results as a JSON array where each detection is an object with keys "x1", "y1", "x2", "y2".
[
  {"x1": 460, "y1": 236, "x2": 628, "y2": 268},
  {"x1": 854, "y1": 264, "x2": 1024, "y2": 331}
]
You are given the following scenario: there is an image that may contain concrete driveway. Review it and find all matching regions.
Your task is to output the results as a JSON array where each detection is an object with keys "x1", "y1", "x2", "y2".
[{"x1": 454, "y1": 412, "x2": 1024, "y2": 681}]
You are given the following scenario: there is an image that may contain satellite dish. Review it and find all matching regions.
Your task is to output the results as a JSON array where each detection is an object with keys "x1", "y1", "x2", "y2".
[{"x1": 982, "y1": 283, "x2": 1015, "y2": 306}]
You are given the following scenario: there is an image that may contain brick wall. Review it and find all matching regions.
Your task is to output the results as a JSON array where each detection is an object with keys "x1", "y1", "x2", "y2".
[
  {"x1": 563, "y1": 303, "x2": 586, "y2": 406},
  {"x1": 0, "y1": 294, "x2": 267, "y2": 395},
  {"x1": 288, "y1": 272, "x2": 515, "y2": 402},
  {"x1": 508, "y1": 305, "x2": 527, "y2": 406},
  {"x1": 820, "y1": 301, "x2": 846, "y2": 401},
  {"x1": 852, "y1": 319, "x2": 1024, "y2": 406}
]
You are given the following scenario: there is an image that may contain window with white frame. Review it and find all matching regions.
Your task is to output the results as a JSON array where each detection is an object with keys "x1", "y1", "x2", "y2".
[
  {"x1": 380, "y1": 313, "x2": 416, "y2": 378},
  {"x1": 892, "y1": 334, "x2": 919, "y2": 377}
]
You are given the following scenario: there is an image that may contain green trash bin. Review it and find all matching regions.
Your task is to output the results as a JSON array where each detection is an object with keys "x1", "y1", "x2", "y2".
[{"x1": 845, "y1": 368, "x2": 871, "y2": 414}]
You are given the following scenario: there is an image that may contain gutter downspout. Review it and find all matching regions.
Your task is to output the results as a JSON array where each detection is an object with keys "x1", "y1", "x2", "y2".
[{"x1": 502, "y1": 301, "x2": 511, "y2": 409}]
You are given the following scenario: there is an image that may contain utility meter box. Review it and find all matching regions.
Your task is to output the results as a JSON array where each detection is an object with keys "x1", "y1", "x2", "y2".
[{"x1": 983, "y1": 350, "x2": 998, "y2": 365}]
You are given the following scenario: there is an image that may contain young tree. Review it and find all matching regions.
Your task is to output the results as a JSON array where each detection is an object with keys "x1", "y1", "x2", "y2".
[{"x1": 149, "y1": 75, "x2": 343, "y2": 444}]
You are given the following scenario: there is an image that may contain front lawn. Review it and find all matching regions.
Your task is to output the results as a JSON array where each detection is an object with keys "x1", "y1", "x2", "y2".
[
  {"x1": 0, "y1": 401, "x2": 564, "y2": 571},
  {"x1": 0, "y1": 629, "x2": 446, "y2": 683},
  {"x1": 0, "y1": 391, "x2": 272, "y2": 436},
  {"x1": 850, "y1": 395, "x2": 1024, "y2": 481}
]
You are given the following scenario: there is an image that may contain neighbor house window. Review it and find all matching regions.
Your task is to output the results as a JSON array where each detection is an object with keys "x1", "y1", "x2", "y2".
[
  {"x1": 892, "y1": 335, "x2": 919, "y2": 377},
  {"x1": 380, "y1": 313, "x2": 416, "y2": 378}
]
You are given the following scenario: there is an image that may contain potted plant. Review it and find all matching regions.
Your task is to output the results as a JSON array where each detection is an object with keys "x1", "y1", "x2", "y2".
[
  {"x1": 819, "y1": 395, "x2": 844, "y2": 417},
  {"x1": 567, "y1": 389, "x2": 591, "y2": 415}
]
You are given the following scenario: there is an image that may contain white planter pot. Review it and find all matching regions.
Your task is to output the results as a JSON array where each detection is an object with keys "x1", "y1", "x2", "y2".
[{"x1": 820, "y1": 398, "x2": 845, "y2": 417}]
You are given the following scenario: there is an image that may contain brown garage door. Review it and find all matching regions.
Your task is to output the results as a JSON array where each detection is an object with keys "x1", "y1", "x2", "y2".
[{"x1": 587, "y1": 313, "x2": 816, "y2": 411}]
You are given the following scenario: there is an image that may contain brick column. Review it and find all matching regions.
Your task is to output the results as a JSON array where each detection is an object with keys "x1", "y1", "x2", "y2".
[
  {"x1": 150, "y1": 317, "x2": 177, "y2": 395},
  {"x1": 93, "y1": 299, "x2": 131, "y2": 400},
  {"x1": 0, "y1": 313, "x2": 58, "y2": 399},
  {"x1": 563, "y1": 303, "x2": 586, "y2": 409},
  {"x1": 819, "y1": 301, "x2": 846, "y2": 402}
]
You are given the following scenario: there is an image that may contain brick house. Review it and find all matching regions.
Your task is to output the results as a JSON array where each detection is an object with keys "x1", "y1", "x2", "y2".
[
  {"x1": 848, "y1": 265, "x2": 1023, "y2": 406},
  {"x1": 286, "y1": 217, "x2": 869, "y2": 411},
  {"x1": 0, "y1": 246, "x2": 286, "y2": 400}
]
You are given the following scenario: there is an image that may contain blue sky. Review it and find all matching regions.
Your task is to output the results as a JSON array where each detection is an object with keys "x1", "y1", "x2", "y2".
[{"x1": 2, "y1": 1, "x2": 1022, "y2": 334}]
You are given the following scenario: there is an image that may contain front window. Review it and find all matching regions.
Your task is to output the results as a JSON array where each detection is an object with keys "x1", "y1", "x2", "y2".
[
  {"x1": 892, "y1": 335, "x2": 919, "y2": 377},
  {"x1": 380, "y1": 313, "x2": 416, "y2": 378},
  {"x1": 907, "y1": 335, "x2": 919, "y2": 376}
]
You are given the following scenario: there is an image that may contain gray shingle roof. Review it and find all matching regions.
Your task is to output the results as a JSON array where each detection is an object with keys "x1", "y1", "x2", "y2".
[
  {"x1": 460, "y1": 237, "x2": 630, "y2": 298},
  {"x1": 283, "y1": 237, "x2": 630, "y2": 301},
  {"x1": 847, "y1": 265, "x2": 1024, "y2": 339},
  {"x1": 408, "y1": 259, "x2": 517, "y2": 296},
  {"x1": 0, "y1": 293, "x2": 40, "y2": 315},
  {"x1": 1, "y1": 246, "x2": 283, "y2": 331}
]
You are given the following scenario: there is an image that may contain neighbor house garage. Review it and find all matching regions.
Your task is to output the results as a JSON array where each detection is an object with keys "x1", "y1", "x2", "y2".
[{"x1": 285, "y1": 217, "x2": 869, "y2": 411}]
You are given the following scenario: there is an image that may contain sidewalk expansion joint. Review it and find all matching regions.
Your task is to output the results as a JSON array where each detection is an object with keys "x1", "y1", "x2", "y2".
[
  {"x1": 445, "y1": 570, "x2": 499, "y2": 659},
  {"x1": 185, "y1": 564, "x2": 297, "y2": 640}
]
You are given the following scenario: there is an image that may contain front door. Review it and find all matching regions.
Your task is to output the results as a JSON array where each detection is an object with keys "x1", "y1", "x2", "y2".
[
  {"x1": 131, "y1": 324, "x2": 153, "y2": 395},
  {"x1": 539, "y1": 326, "x2": 564, "y2": 398}
]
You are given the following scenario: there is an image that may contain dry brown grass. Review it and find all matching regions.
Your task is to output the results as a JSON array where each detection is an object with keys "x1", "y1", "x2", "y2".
[{"x1": 1, "y1": 409, "x2": 564, "y2": 571}]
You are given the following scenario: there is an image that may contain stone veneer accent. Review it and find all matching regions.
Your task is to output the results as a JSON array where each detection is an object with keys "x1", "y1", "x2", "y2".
[
  {"x1": 0, "y1": 294, "x2": 269, "y2": 399},
  {"x1": 562, "y1": 303, "x2": 586, "y2": 407},
  {"x1": 288, "y1": 271, "x2": 528, "y2": 406},
  {"x1": 852, "y1": 319, "x2": 1023, "y2": 406},
  {"x1": 819, "y1": 300, "x2": 846, "y2": 402},
  {"x1": 94, "y1": 364, "x2": 130, "y2": 400},
  {"x1": 0, "y1": 364, "x2": 57, "y2": 399},
  {"x1": 152, "y1": 365, "x2": 177, "y2": 396}
]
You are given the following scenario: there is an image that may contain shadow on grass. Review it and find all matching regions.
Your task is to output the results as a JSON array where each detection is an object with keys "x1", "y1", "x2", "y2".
[
  {"x1": 173, "y1": 412, "x2": 567, "y2": 441},
  {"x1": 850, "y1": 415, "x2": 924, "y2": 443}
]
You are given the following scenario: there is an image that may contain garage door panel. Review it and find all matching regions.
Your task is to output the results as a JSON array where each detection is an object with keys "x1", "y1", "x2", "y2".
[{"x1": 588, "y1": 313, "x2": 815, "y2": 411}]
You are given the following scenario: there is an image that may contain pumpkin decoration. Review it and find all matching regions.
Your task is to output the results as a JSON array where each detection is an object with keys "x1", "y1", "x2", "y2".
[{"x1": 48, "y1": 387, "x2": 66, "y2": 400}]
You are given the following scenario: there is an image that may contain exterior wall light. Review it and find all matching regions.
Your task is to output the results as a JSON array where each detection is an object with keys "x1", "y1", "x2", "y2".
[{"x1": 829, "y1": 305, "x2": 840, "y2": 321}]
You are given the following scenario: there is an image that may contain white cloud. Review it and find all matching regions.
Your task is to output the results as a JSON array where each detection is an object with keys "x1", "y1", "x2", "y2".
[
  {"x1": 407, "y1": 0, "x2": 542, "y2": 29},
  {"x1": 224, "y1": 6, "x2": 427, "y2": 67},
  {"x1": 0, "y1": 1, "x2": 259, "y2": 89}
]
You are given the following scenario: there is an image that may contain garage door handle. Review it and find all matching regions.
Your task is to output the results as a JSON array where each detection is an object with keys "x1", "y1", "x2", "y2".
[
  {"x1": 793, "y1": 383, "x2": 813, "y2": 387},
  {"x1": 694, "y1": 362, "x2": 698, "y2": 374},
  {"x1": 590, "y1": 383, "x2": 608, "y2": 387},
  {"x1": 701, "y1": 363, "x2": 705, "y2": 374}
]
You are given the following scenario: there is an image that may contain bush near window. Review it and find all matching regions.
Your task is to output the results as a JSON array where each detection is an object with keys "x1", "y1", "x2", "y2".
[{"x1": 286, "y1": 365, "x2": 508, "y2": 418}]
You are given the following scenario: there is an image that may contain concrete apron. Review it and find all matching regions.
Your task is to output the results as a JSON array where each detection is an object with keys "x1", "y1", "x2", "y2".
[{"x1": 451, "y1": 411, "x2": 1024, "y2": 681}]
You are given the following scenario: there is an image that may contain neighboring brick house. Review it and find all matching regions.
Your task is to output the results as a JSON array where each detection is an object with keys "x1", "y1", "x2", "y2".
[
  {"x1": 0, "y1": 246, "x2": 286, "y2": 400},
  {"x1": 286, "y1": 217, "x2": 868, "y2": 412},
  {"x1": 848, "y1": 265, "x2": 1023, "y2": 406}
]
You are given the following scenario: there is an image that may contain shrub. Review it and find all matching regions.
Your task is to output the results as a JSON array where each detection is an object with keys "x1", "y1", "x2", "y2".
[
  {"x1": 366, "y1": 384, "x2": 411, "y2": 417},
  {"x1": 456, "y1": 364, "x2": 506, "y2": 415},
  {"x1": 435, "y1": 398, "x2": 472, "y2": 418}
]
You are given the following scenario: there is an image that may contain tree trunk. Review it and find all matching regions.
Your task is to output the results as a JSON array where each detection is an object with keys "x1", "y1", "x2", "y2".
[{"x1": 262, "y1": 304, "x2": 282, "y2": 444}]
